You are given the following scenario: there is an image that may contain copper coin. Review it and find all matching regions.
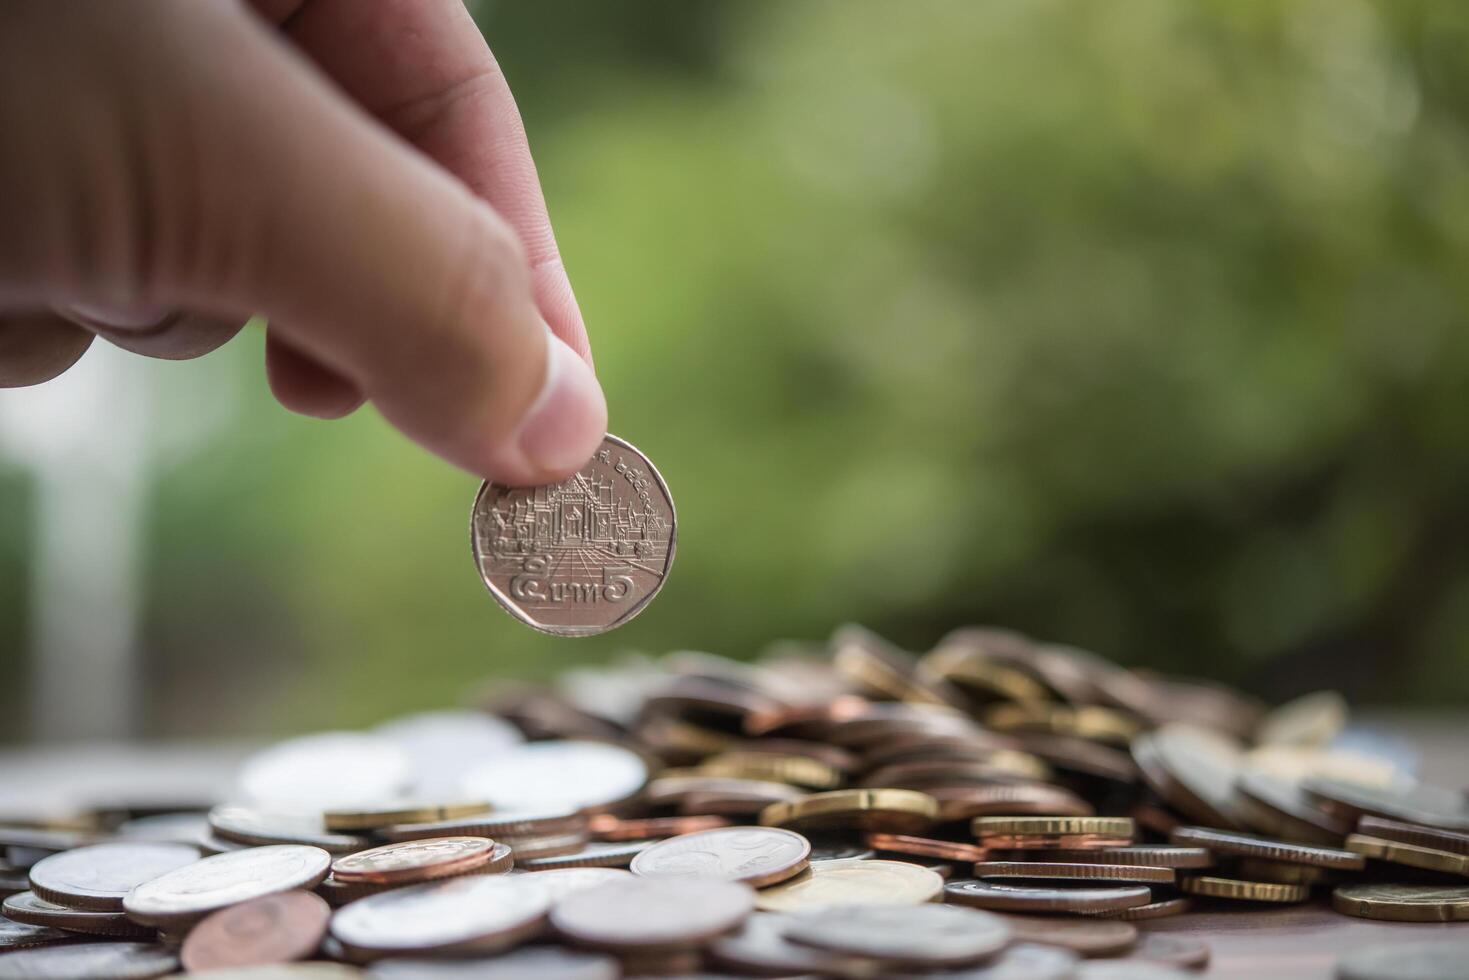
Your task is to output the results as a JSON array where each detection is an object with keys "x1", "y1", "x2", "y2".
[
  {"x1": 2, "y1": 891, "x2": 153, "y2": 938},
  {"x1": 995, "y1": 846, "x2": 1211, "y2": 869},
  {"x1": 549, "y1": 876, "x2": 754, "y2": 949},
  {"x1": 974, "y1": 861, "x2": 1175, "y2": 885},
  {"x1": 998, "y1": 915, "x2": 1138, "y2": 957},
  {"x1": 865, "y1": 833, "x2": 987, "y2": 863},
  {"x1": 1085, "y1": 897, "x2": 1193, "y2": 920},
  {"x1": 471, "y1": 434, "x2": 676, "y2": 636},
  {"x1": 123, "y1": 845, "x2": 331, "y2": 928},
  {"x1": 459, "y1": 741, "x2": 648, "y2": 813},
  {"x1": 783, "y1": 904, "x2": 1012, "y2": 967},
  {"x1": 629, "y1": 827, "x2": 810, "y2": 888},
  {"x1": 330, "y1": 874, "x2": 552, "y2": 957},
  {"x1": 180, "y1": 890, "x2": 329, "y2": 972},
  {"x1": 1357, "y1": 816, "x2": 1469, "y2": 858},
  {"x1": 365, "y1": 946, "x2": 619, "y2": 979},
  {"x1": 944, "y1": 879, "x2": 1151, "y2": 913},
  {"x1": 588, "y1": 814, "x2": 729, "y2": 841},
  {"x1": 28, "y1": 842, "x2": 200, "y2": 911},
  {"x1": 1170, "y1": 826, "x2": 1365, "y2": 870},
  {"x1": 1129, "y1": 933, "x2": 1211, "y2": 970},
  {"x1": 331, "y1": 837, "x2": 501, "y2": 885},
  {"x1": 0, "y1": 942, "x2": 177, "y2": 979}
]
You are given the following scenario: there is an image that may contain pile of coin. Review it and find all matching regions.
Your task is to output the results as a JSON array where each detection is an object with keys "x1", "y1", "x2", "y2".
[{"x1": 2, "y1": 623, "x2": 1468, "y2": 978}]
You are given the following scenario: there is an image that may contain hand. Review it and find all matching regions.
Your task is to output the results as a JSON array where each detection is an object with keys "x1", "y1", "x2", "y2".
[{"x1": 0, "y1": 0, "x2": 606, "y2": 485}]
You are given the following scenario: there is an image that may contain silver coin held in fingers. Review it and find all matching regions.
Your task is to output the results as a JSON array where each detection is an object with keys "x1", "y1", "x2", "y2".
[{"x1": 472, "y1": 434, "x2": 676, "y2": 636}]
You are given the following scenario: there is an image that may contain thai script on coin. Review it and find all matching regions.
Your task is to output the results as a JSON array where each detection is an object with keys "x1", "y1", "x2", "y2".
[{"x1": 471, "y1": 434, "x2": 675, "y2": 636}]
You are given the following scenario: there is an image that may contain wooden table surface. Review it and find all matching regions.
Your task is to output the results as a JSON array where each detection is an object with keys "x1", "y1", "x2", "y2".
[{"x1": 3, "y1": 712, "x2": 1467, "y2": 978}]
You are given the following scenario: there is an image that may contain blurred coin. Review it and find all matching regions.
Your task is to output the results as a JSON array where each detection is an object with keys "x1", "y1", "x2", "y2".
[
  {"x1": 1170, "y1": 826, "x2": 1365, "y2": 870},
  {"x1": 460, "y1": 741, "x2": 647, "y2": 812},
  {"x1": 2, "y1": 891, "x2": 153, "y2": 938},
  {"x1": 124, "y1": 845, "x2": 331, "y2": 928},
  {"x1": 323, "y1": 802, "x2": 488, "y2": 833},
  {"x1": 589, "y1": 814, "x2": 728, "y2": 841},
  {"x1": 630, "y1": 826, "x2": 810, "y2": 887},
  {"x1": 1129, "y1": 933, "x2": 1210, "y2": 970},
  {"x1": 0, "y1": 828, "x2": 103, "y2": 852},
  {"x1": 471, "y1": 434, "x2": 676, "y2": 636},
  {"x1": 365, "y1": 946, "x2": 618, "y2": 979},
  {"x1": 381, "y1": 809, "x2": 586, "y2": 843},
  {"x1": 331, "y1": 838, "x2": 505, "y2": 885},
  {"x1": 699, "y1": 751, "x2": 844, "y2": 790},
  {"x1": 784, "y1": 904, "x2": 1011, "y2": 967},
  {"x1": 1345, "y1": 834, "x2": 1469, "y2": 876},
  {"x1": 1232, "y1": 858, "x2": 1335, "y2": 885},
  {"x1": 180, "y1": 890, "x2": 328, "y2": 972},
  {"x1": 832, "y1": 624, "x2": 962, "y2": 707},
  {"x1": 909, "y1": 943, "x2": 1080, "y2": 980},
  {"x1": 1179, "y1": 875, "x2": 1308, "y2": 903},
  {"x1": 1255, "y1": 691, "x2": 1348, "y2": 747},
  {"x1": 1234, "y1": 771, "x2": 1352, "y2": 844},
  {"x1": 498, "y1": 831, "x2": 589, "y2": 861},
  {"x1": 1133, "y1": 725, "x2": 1247, "y2": 830},
  {"x1": 974, "y1": 861, "x2": 1174, "y2": 885},
  {"x1": 115, "y1": 813, "x2": 211, "y2": 847},
  {"x1": 998, "y1": 915, "x2": 1136, "y2": 957},
  {"x1": 760, "y1": 788, "x2": 938, "y2": 834},
  {"x1": 517, "y1": 840, "x2": 653, "y2": 871},
  {"x1": 865, "y1": 833, "x2": 986, "y2": 862},
  {"x1": 1085, "y1": 897, "x2": 1193, "y2": 920},
  {"x1": 330, "y1": 874, "x2": 551, "y2": 958},
  {"x1": 1357, "y1": 817, "x2": 1469, "y2": 858},
  {"x1": 509, "y1": 867, "x2": 631, "y2": 902},
  {"x1": 0, "y1": 941, "x2": 177, "y2": 979},
  {"x1": 28, "y1": 842, "x2": 199, "y2": 911},
  {"x1": 178, "y1": 967, "x2": 362, "y2": 980},
  {"x1": 1335, "y1": 940, "x2": 1469, "y2": 980},
  {"x1": 209, "y1": 807, "x2": 370, "y2": 854},
  {"x1": 1009, "y1": 734, "x2": 1139, "y2": 784},
  {"x1": 1302, "y1": 779, "x2": 1469, "y2": 832},
  {"x1": 929, "y1": 783, "x2": 1094, "y2": 822},
  {"x1": 1075, "y1": 960, "x2": 1194, "y2": 979},
  {"x1": 944, "y1": 879, "x2": 1151, "y2": 913},
  {"x1": 973, "y1": 816, "x2": 1134, "y2": 840},
  {"x1": 373, "y1": 711, "x2": 523, "y2": 797},
  {"x1": 236, "y1": 734, "x2": 410, "y2": 811},
  {"x1": 1333, "y1": 883, "x2": 1469, "y2": 922},
  {"x1": 804, "y1": 835, "x2": 876, "y2": 861},
  {"x1": 549, "y1": 876, "x2": 754, "y2": 949},
  {"x1": 997, "y1": 845, "x2": 1210, "y2": 869},
  {"x1": 754, "y1": 858, "x2": 943, "y2": 911},
  {"x1": 0, "y1": 918, "x2": 76, "y2": 950},
  {"x1": 707, "y1": 911, "x2": 866, "y2": 975}
]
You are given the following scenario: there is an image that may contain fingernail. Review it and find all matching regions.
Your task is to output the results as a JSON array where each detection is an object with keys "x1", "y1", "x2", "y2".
[
  {"x1": 64, "y1": 302, "x2": 175, "y2": 332},
  {"x1": 515, "y1": 331, "x2": 608, "y2": 477}
]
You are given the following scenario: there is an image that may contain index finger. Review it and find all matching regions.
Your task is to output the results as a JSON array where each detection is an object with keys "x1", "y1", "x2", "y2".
[{"x1": 250, "y1": 0, "x2": 592, "y2": 363}]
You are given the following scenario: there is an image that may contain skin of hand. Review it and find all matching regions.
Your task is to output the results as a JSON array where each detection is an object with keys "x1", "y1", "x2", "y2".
[{"x1": 0, "y1": 0, "x2": 607, "y2": 486}]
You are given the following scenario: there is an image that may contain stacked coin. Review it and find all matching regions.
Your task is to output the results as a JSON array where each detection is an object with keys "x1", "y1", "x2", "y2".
[{"x1": 2, "y1": 621, "x2": 1469, "y2": 977}]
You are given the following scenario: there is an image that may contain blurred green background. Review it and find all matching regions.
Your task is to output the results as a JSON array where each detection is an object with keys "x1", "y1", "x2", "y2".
[{"x1": 5, "y1": 0, "x2": 1469, "y2": 740}]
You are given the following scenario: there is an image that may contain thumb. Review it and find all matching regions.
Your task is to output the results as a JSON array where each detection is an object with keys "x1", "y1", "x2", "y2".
[{"x1": 34, "y1": 2, "x2": 606, "y2": 485}]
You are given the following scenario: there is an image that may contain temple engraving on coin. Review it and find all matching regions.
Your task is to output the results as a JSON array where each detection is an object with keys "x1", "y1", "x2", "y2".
[{"x1": 471, "y1": 434, "x2": 676, "y2": 636}]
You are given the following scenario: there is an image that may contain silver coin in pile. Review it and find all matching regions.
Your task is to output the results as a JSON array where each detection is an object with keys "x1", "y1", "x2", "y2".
[
  {"x1": 630, "y1": 826, "x2": 810, "y2": 886},
  {"x1": 549, "y1": 877, "x2": 755, "y2": 949},
  {"x1": 27, "y1": 842, "x2": 200, "y2": 911},
  {"x1": 123, "y1": 845, "x2": 330, "y2": 927},
  {"x1": 0, "y1": 918, "x2": 72, "y2": 950},
  {"x1": 330, "y1": 874, "x2": 551, "y2": 957},
  {"x1": 209, "y1": 805, "x2": 369, "y2": 853},
  {"x1": 373, "y1": 710, "x2": 523, "y2": 796},
  {"x1": 460, "y1": 740, "x2": 647, "y2": 812},
  {"x1": 366, "y1": 947, "x2": 620, "y2": 979},
  {"x1": 782, "y1": 904, "x2": 1013, "y2": 967},
  {"x1": 0, "y1": 941, "x2": 178, "y2": 980},
  {"x1": 507, "y1": 868, "x2": 631, "y2": 903},
  {"x1": 1336, "y1": 940, "x2": 1469, "y2": 980},
  {"x1": 235, "y1": 732, "x2": 411, "y2": 809},
  {"x1": 471, "y1": 434, "x2": 676, "y2": 636},
  {"x1": 907, "y1": 943, "x2": 1080, "y2": 980}
]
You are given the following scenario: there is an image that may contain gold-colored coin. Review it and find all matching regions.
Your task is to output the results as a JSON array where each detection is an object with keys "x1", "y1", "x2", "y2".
[
  {"x1": 698, "y1": 752, "x2": 843, "y2": 791},
  {"x1": 1233, "y1": 858, "x2": 1334, "y2": 885},
  {"x1": 1344, "y1": 834, "x2": 1469, "y2": 877},
  {"x1": 917, "y1": 647, "x2": 1051, "y2": 703},
  {"x1": 972, "y1": 816, "x2": 1134, "y2": 839},
  {"x1": 754, "y1": 858, "x2": 943, "y2": 911},
  {"x1": 982, "y1": 703, "x2": 1141, "y2": 744},
  {"x1": 1332, "y1": 883, "x2": 1469, "y2": 922},
  {"x1": 323, "y1": 802, "x2": 489, "y2": 832},
  {"x1": 1179, "y1": 875, "x2": 1308, "y2": 903},
  {"x1": 759, "y1": 789, "x2": 938, "y2": 834}
]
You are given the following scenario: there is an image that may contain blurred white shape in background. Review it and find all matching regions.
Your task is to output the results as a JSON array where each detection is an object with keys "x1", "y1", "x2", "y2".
[{"x1": 0, "y1": 340, "x2": 236, "y2": 741}]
